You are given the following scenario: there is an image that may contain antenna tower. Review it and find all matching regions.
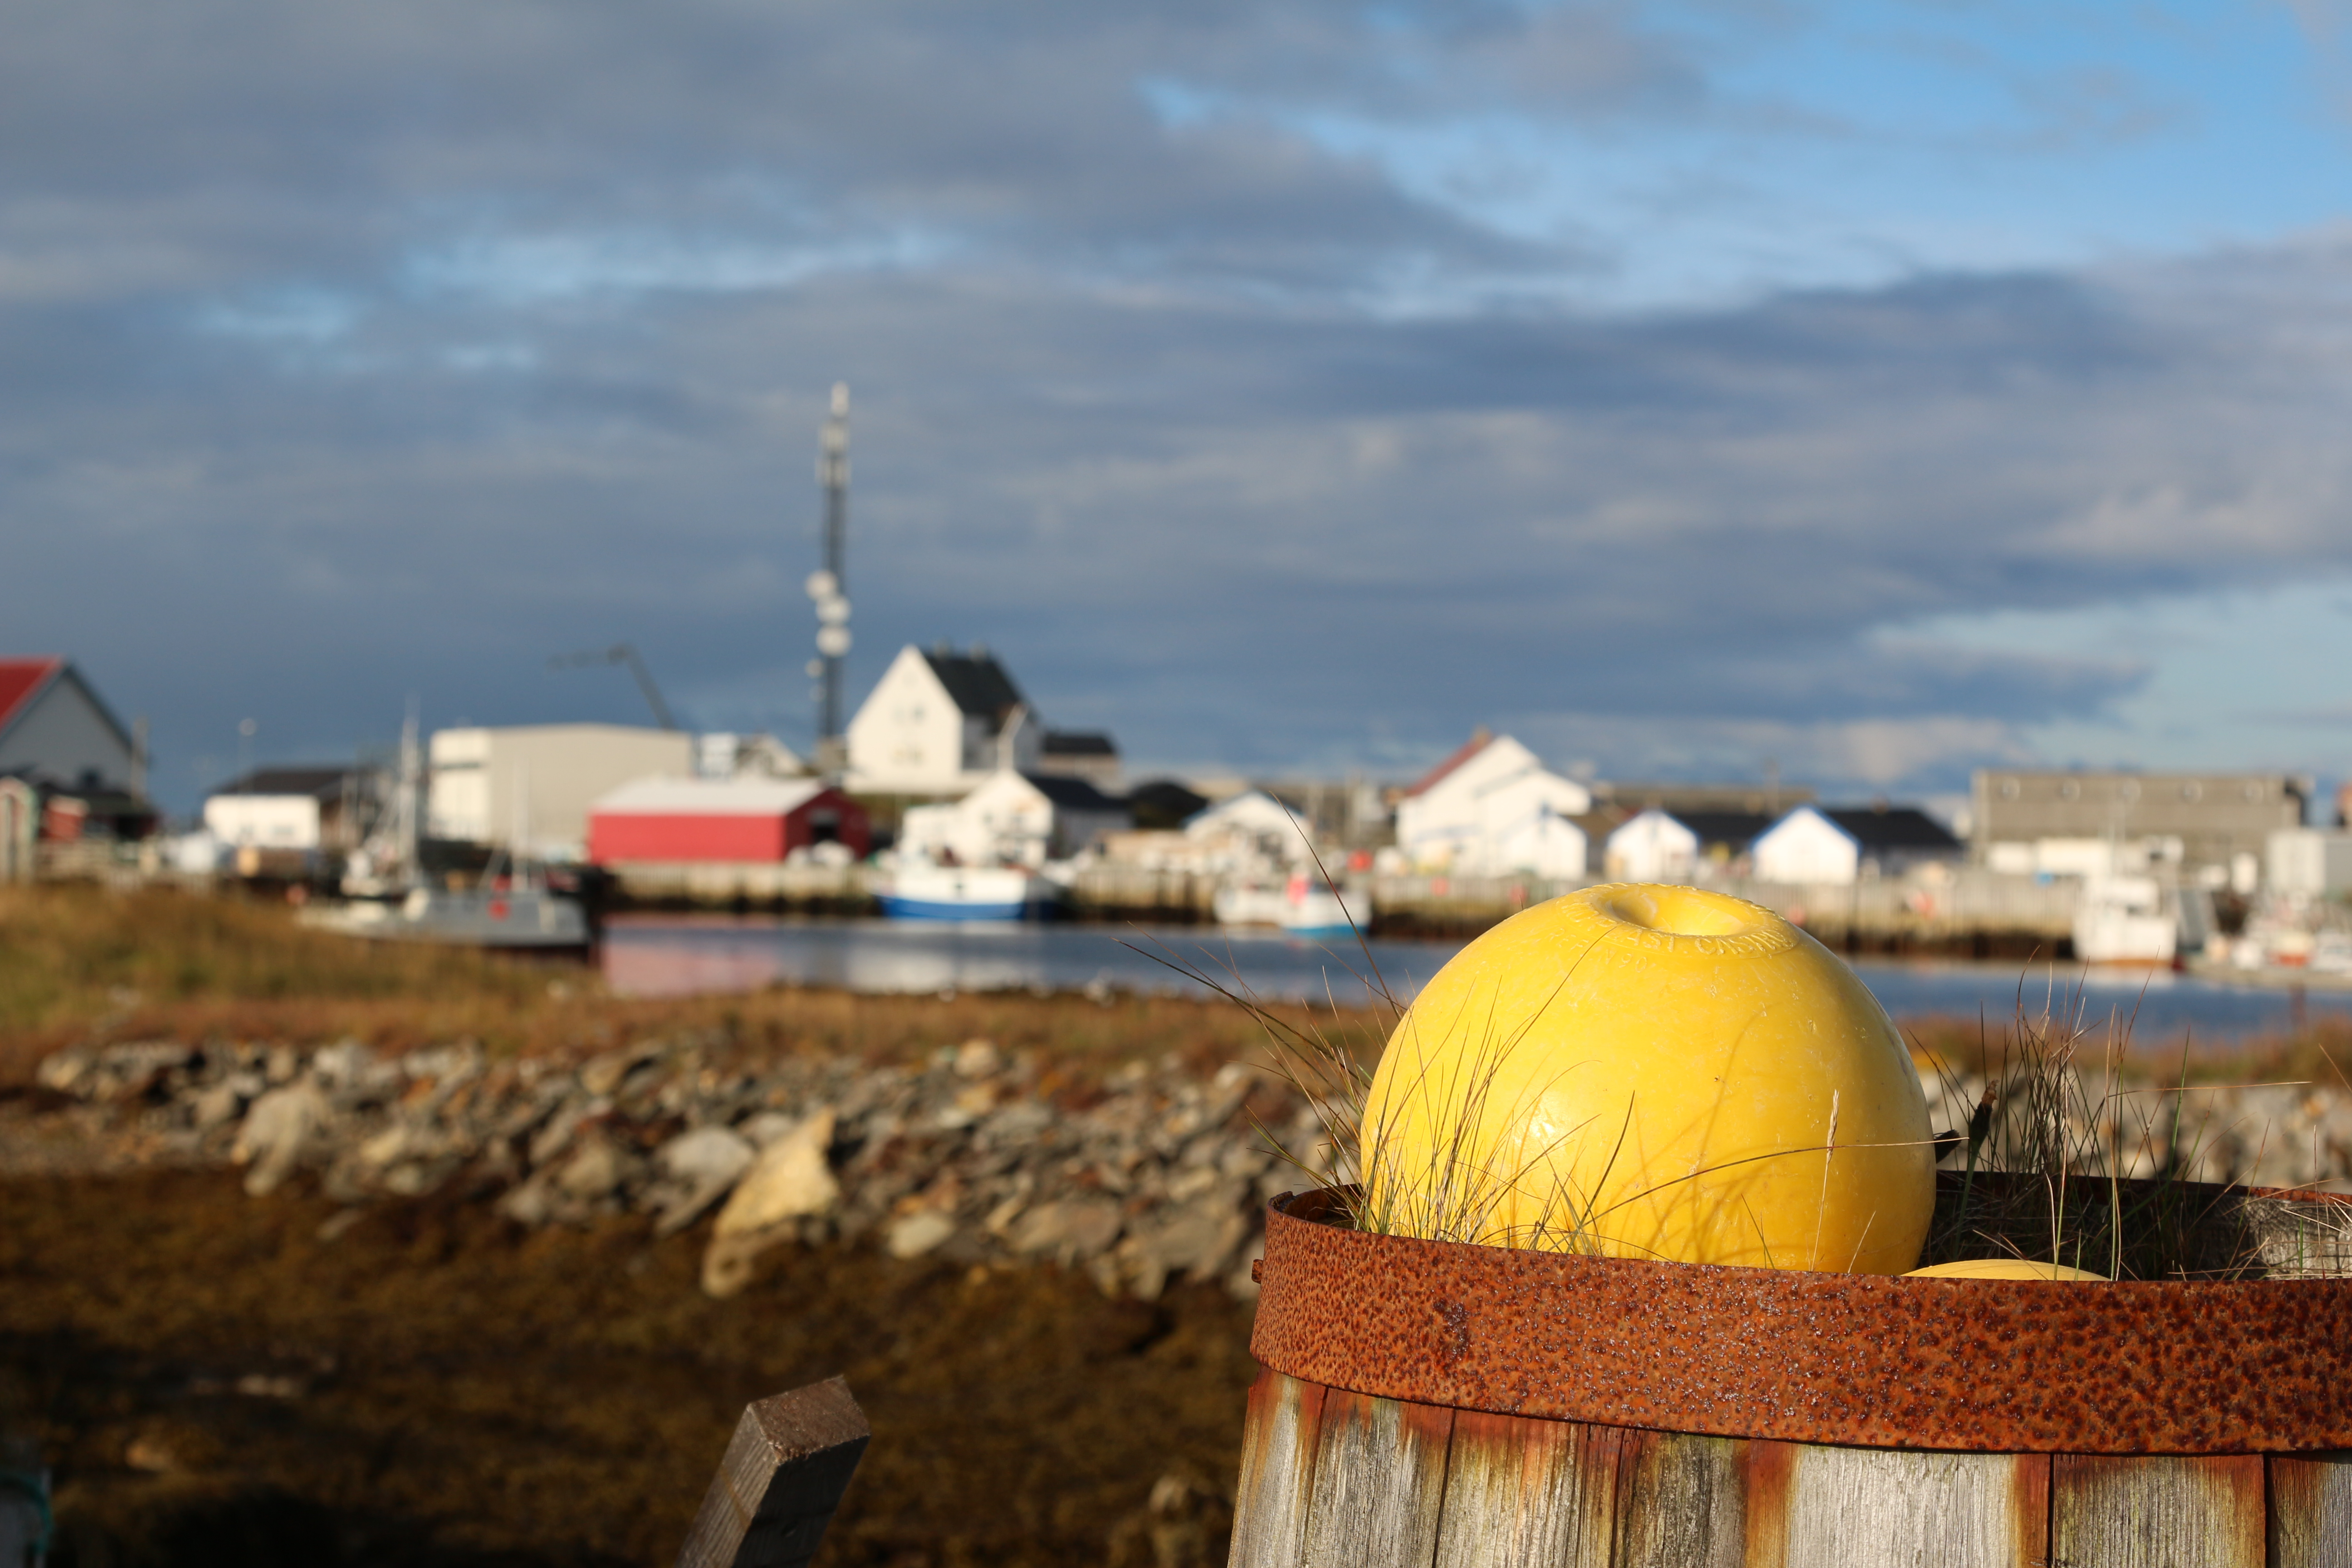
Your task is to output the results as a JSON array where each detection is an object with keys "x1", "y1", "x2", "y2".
[{"x1": 807, "y1": 383, "x2": 852, "y2": 778}]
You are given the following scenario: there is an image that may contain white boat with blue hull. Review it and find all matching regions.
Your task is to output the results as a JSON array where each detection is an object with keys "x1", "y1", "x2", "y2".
[
  {"x1": 877, "y1": 862, "x2": 1055, "y2": 921},
  {"x1": 1214, "y1": 875, "x2": 1371, "y2": 941}
]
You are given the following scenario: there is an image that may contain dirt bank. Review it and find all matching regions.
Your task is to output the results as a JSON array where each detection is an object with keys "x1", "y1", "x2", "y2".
[{"x1": 0, "y1": 1166, "x2": 1254, "y2": 1568}]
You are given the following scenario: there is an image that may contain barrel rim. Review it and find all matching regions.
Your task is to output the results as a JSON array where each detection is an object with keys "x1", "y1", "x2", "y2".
[{"x1": 1249, "y1": 1179, "x2": 2352, "y2": 1455}]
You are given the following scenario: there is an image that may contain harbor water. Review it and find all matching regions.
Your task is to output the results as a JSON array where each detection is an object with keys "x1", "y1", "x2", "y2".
[{"x1": 601, "y1": 914, "x2": 2352, "y2": 1049}]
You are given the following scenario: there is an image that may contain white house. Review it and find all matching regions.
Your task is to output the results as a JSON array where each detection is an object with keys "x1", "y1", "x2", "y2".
[
  {"x1": 1394, "y1": 731, "x2": 1590, "y2": 878},
  {"x1": 1753, "y1": 805, "x2": 1963, "y2": 886},
  {"x1": 204, "y1": 768, "x2": 368, "y2": 853},
  {"x1": 1605, "y1": 808, "x2": 1701, "y2": 883},
  {"x1": 846, "y1": 644, "x2": 1042, "y2": 795},
  {"x1": 1182, "y1": 788, "x2": 1317, "y2": 868},
  {"x1": 898, "y1": 772, "x2": 1129, "y2": 868},
  {"x1": 428, "y1": 723, "x2": 694, "y2": 861}
]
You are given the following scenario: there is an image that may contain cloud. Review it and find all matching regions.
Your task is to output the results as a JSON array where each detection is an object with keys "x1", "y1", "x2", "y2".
[{"x1": 4, "y1": 1, "x2": 2352, "y2": 808}]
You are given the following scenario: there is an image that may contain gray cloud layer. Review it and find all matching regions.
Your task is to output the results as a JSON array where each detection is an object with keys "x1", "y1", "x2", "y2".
[{"x1": 3, "y1": 0, "x2": 2347, "y2": 806}]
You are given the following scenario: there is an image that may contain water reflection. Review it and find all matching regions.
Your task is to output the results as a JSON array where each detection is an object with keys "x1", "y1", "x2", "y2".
[{"x1": 601, "y1": 915, "x2": 2352, "y2": 1047}]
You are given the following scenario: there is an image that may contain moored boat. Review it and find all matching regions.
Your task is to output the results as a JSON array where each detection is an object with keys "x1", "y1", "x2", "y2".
[{"x1": 876, "y1": 860, "x2": 1054, "y2": 921}]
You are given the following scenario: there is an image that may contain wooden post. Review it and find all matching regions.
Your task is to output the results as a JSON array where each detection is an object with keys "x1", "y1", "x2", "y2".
[{"x1": 676, "y1": 1375, "x2": 870, "y2": 1568}]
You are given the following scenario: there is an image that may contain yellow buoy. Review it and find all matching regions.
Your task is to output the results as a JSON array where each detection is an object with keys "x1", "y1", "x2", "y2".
[
  {"x1": 1359, "y1": 883, "x2": 1934, "y2": 1273},
  {"x1": 1906, "y1": 1259, "x2": 2109, "y2": 1282}
]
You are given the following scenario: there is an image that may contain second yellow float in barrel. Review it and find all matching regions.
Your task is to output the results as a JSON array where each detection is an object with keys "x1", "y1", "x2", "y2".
[{"x1": 1359, "y1": 883, "x2": 1935, "y2": 1273}]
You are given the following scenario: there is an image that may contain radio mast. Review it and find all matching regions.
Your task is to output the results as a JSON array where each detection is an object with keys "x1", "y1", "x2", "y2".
[{"x1": 807, "y1": 383, "x2": 852, "y2": 779}]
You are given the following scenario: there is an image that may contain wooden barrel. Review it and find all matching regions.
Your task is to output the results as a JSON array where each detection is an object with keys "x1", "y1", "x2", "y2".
[{"x1": 1231, "y1": 1180, "x2": 2352, "y2": 1567}]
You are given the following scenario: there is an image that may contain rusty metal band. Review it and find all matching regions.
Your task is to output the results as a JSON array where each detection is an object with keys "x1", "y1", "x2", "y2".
[{"x1": 1250, "y1": 1185, "x2": 2352, "y2": 1455}]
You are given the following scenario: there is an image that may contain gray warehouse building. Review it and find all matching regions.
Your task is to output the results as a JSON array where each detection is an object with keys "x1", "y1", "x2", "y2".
[{"x1": 1970, "y1": 769, "x2": 2309, "y2": 886}]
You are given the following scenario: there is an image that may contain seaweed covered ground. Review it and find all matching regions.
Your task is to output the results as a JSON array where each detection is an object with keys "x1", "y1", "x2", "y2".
[{"x1": 0, "y1": 1164, "x2": 1255, "y2": 1567}]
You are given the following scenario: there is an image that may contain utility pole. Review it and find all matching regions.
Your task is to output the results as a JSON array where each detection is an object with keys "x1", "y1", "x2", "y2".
[{"x1": 807, "y1": 383, "x2": 852, "y2": 779}]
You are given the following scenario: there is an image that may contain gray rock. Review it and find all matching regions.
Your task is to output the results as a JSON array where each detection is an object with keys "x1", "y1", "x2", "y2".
[
  {"x1": 232, "y1": 1081, "x2": 331, "y2": 1196},
  {"x1": 190, "y1": 1081, "x2": 248, "y2": 1132},
  {"x1": 648, "y1": 1125, "x2": 757, "y2": 1237},
  {"x1": 34, "y1": 1049, "x2": 93, "y2": 1095},
  {"x1": 554, "y1": 1136, "x2": 643, "y2": 1203},
  {"x1": 1115, "y1": 1205, "x2": 1250, "y2": 1300},
  {"x1": 1009, "y1": 1198, "x2": 1123, "y2": 1262},
  {"x1": 885, "y1": 1209, "x2": 957, "y2": 1259}
]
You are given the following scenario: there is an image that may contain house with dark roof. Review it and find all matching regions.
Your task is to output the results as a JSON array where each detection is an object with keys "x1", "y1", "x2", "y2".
[
  {"x1": 0, "y1": 657, "x2": 154, "y2": 847},
  {"x1": 203, "y1": 767, "x2": 376, "y2": 856},
  {"x1": 848, "y1": 643, "x2": 1108, "y2": 795},
  {"x1": 897, "y1": 770, "x2": 1131, "y2": 867},
  {"x1": 1752, "y1": 804, "x2": 1963, "y2": 885},
  {"x1": 1603, "y1": 808, "x2": 1775, "y2": 882},
  {"x1": 1036, "y1": 729, "x2": 1120, "y2": 791},
  {"x1": 0, "y1": 657, "x2": 139, "y2": 796}
]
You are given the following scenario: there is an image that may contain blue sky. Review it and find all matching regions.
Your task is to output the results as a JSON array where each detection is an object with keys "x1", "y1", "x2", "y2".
[{"x1": 5, "y1": 0, "x2": 2352, "y2": 812}]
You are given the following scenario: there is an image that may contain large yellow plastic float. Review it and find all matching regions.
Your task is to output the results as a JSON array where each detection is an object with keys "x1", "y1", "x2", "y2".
[{"x1": 1360, "y1": 883, "x2": 1935, "y2": 1273}]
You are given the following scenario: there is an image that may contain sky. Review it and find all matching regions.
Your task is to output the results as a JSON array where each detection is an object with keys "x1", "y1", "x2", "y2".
[{"x1": 6, "y1": 0, "x2": 2352, "y2": 813}]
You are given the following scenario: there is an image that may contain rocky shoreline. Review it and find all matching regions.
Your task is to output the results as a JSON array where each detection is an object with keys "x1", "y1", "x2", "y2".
[
  {"x1": 24, "y1": 1033, "x2": 1320, "y2": 1303},
  {"x1": 20, "y1": 1033, "x2": 2352, "y2": 1300}
]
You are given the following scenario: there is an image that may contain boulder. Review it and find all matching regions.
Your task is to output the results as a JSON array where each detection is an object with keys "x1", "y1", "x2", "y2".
[
  {"x1": 648, "y1": 1125, "x2": 757, "y2": 1237},
  {"x1": 701, "y1": 1109, "x2": 839, "y2": 1298},
  {"x1": 231, "y1": 1081, "x2": 330, "y2": 1196},
  {"x1": 1009, "y1": 1198, "x2": 1123, "y2": 1263},
  {"x1": 884, "y1": 1209, "x2": 957, "y2": 1260}
]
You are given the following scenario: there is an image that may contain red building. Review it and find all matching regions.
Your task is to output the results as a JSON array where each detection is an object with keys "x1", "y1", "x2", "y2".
[{"x1": 587, "y1": 776, "x2": 869, "y2": 863}]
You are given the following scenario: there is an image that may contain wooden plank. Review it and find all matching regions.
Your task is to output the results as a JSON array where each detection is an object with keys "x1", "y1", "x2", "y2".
[
  {"x1": 675, "y1": 1375, "x2": 871, "y2": 1568},
  {"x1": 1752, "y1": 1444, "x2": 2048, "y2": 1567},
  {"x1": 1433, "y1": 1409, "x2": 1621, "y2": 1568},
  {"x1": 2050, "y1": 1454, "x2": 2263, "y2": 1568},
  {"x1": 1612, "y1": 1428, "x2": 1744, "y2": 1568},
  {"x1": 1300, "y1": 1390, "x2": 1454, "y2": 1568},
  {"x1": 1229, "y1": 1371, "x2": 1329, "y2": 1568},
  {"x1": 2269, "y1": 1452, "x2": 2352, "y2": 1568}
]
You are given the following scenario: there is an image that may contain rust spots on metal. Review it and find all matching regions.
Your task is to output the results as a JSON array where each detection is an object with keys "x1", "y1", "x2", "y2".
[{"x1": 1251, "y1": 1186, "x2": 2352, "y2": 1455}]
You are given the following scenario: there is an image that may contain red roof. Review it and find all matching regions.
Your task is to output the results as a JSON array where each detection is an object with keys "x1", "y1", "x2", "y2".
[
  {"x1": 1405, "y1": 727, "x2": 1494, "y2": 798},
  {"x1": 0, "y1": 658, "x2": 62, "y2": 736}
]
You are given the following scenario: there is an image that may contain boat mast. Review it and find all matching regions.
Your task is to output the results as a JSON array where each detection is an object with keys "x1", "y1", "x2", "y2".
[{"x1": 809, "y1": 383, "x2": 852, "y2": 780}]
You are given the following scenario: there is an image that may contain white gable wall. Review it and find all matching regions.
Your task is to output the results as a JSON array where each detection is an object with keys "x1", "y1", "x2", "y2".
[
  {"x1": 1494, "y1": 809, "x2": 1587, "y2": 879},
  {"x1": 847, "y1": 647, "x2": 966, "y2": 794},
  {"x1": 1606, "y1": 809, "x2": 1700, "y2": 882},
  {"x1": 897, "y1": 773, "x2": 1057, "y2": 867},
  {"x1": 1753, "y1": 808, "x2": 1861, "y2": 885},
  {"x1": 1396, "y1": 736, "x2": 1592, "y2": 874},
  {"x1": 1184, "y1": 789, "x2": 1312, "y2": 867}
]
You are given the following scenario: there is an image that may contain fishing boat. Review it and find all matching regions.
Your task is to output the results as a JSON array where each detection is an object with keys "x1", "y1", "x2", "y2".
[
  {"x1": 302, "y1": 707, "x2": 590, "y2": 952},
  {"x1": 876, "y1": 859, "x2": 1055, "y2": 921},
  {"x1": 309, "y1": 871, "x2": 592, "y2": 952},
  {"x1": 1214, "y1": 874, "x2": 1370, "y2": 941},
  {"x1": 2070, "y1": 872, "x2": 2176, "y2": 966}
]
